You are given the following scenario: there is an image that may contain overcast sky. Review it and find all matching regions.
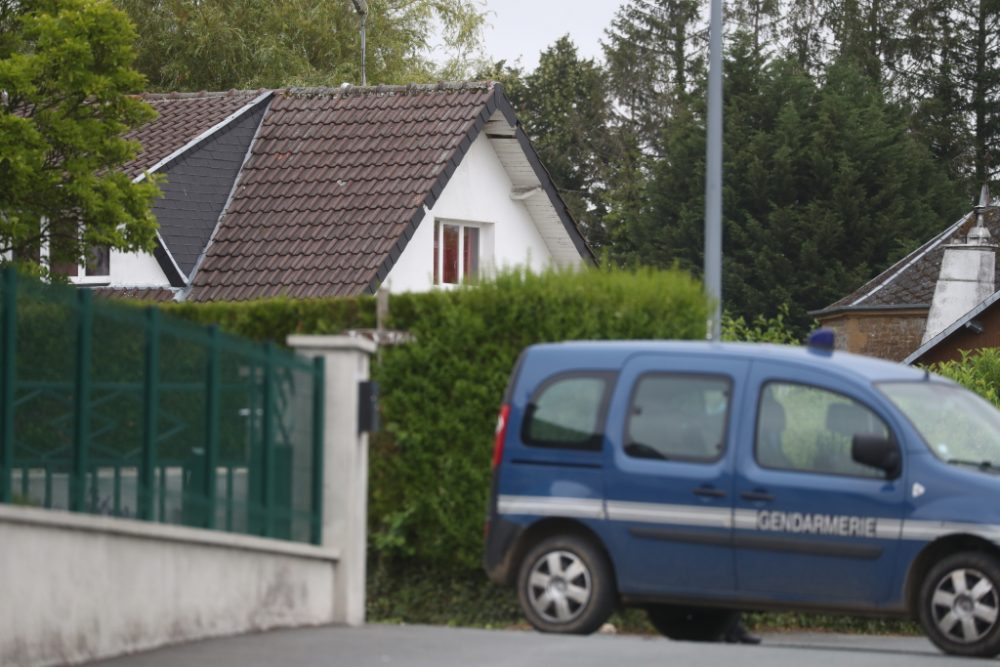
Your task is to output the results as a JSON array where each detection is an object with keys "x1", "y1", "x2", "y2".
[{"x1": 476, "y1": 0, "x2": 626, "y2": 71}]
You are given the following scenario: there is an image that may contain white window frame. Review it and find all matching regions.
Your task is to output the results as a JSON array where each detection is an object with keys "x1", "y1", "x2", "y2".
[
  {"x1": 36, "y1": 217, "x2": 112, "y2": 285},
  {"x1": 434, "y1": 219, "x2": 493, "y2": 287},
  {"x1": 69, "y1": 245, "x2": 111, "y2": 286}
]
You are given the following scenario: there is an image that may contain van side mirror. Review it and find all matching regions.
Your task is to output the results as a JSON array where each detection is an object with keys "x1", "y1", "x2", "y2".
[{"x1": 852, "y1": 434, "x2": 901, "y2": 479}]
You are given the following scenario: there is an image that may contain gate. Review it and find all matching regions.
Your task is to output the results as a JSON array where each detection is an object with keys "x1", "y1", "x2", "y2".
[{"x1": 0, "y1": 268, "x2": 324, "y2": 544}]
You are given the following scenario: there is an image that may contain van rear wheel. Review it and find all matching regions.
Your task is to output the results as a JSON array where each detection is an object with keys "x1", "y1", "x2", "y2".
[
  {"x1": 918, "y1": 551, "x2": 1000, "y2": 657},
  {"x1": 646, "y1": 605, "x2": 739, "y2": 642},
  {"x1": 517, "y1": 534, "x2": 615, "y2": 634}
]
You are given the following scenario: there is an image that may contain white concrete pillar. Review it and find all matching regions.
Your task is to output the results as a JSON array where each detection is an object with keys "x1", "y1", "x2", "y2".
[{"x1": 287, "y1": 335, "x2": 376, "y2": 626}]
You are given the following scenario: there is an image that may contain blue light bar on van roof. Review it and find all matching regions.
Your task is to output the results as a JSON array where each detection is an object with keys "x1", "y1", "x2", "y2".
[{"x1": 807, "y1": 328, "x2": 836, "y2": 352}]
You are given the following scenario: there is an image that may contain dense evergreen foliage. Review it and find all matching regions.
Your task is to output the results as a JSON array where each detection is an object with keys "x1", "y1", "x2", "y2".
[{"x1": 499, "y1": 0, "x2": 992, "y2": 330}]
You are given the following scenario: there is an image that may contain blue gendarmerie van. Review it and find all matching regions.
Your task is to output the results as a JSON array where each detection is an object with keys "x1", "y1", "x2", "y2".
[{"x1": 484, "y1": 335, "x2": 1000, "y2": 657}]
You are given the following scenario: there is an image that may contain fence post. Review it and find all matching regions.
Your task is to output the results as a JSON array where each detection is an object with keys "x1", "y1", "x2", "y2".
[
  {"x1": 204, "y1": 326, "x2": 221, "y2": 529},
  {"x1": 71, "y1": 288, "x2": 93, "y2": 513},
  {"x1": 286, "y1": 334, "x2": 376, "y2": 627},
  {"x1": 261, "y1": 342, "x2": 276, "y2": 538},
  {"x1": 0, "y1": 268, "x2": 16, "y2": 504},
  {"x1": 139, "y1": 307, "x2": 160, "y2": 521},
  {"x1": 310, "y1": 356, "x2": 325, "y2": 546}
]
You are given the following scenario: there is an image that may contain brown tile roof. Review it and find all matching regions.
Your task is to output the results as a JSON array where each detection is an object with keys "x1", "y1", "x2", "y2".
[
  {"x1": 816, "y1": 207, "x2": 1000, "y2": 315},
  {"x1": 186, "y1": 83, "x2": 502, "y2": 301},
  {"x1": 123, "y1": 90, "x2": 265, "y2": 180}
]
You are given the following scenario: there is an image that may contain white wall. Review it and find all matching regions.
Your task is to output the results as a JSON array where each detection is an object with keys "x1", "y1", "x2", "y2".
[
  {"x1": 108, "y1": 247, "x2": 171, "y2": 286},
  {"x1": 0, "y1": 506, "x2": 337, "y2": 667},
  {"x1": 383, "y1": 134, "x2": 554, "y2": 293}
]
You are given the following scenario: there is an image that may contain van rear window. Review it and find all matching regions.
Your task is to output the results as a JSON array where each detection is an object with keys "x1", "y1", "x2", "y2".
[
  {"x1": 625, "y1": 373, "x2": 730, "y2": 461},
  {"x1": 523, "y1": 372, "x2": 614, "y2": 450}
]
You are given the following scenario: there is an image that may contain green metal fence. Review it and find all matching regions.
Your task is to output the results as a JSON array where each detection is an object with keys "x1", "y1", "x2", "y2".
[{"x1": 0, "y1": 268, "x2": 325, "y2": 544}]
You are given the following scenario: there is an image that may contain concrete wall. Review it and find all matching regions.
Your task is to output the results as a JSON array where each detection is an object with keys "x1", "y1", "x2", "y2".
[
  {"x1": 384, "y1": 133, "x2": 558, "y2": 293},
  {"x1": 0, "y1": 505, "x2": 338, "y2": 667},
  {"x1": 819, "y1": 309, "x2": 928, "y2": 362}
]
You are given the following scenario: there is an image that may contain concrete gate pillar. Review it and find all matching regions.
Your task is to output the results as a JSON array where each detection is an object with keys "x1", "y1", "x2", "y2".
[{"x1": 287, "y1": 334, "x2": 377, "y2": 626}]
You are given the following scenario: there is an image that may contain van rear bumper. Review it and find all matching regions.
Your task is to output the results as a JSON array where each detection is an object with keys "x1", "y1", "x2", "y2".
[{"x1": 483, "y1": 517, "x2": 525, "y2": 585}]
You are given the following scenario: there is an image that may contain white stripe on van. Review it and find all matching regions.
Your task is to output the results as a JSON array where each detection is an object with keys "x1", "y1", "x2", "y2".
[
  {"x1": 607, "y1": 501, "x2": 732, "y2": 528},
  {"x1": 901, "y1": 520, "x2": 1000, "y2": 543},
  {"x1": 498, "y1": 495, "x2": 1000, "y2": 546},
  {"x1": 497, "y1": 495, "x2": 606, "y2": 520}
]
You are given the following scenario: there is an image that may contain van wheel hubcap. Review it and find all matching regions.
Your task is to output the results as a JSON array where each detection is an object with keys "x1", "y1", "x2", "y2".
[
  {"x1": 931, "y1": 568, "x2": 999, "y2": 643},
  {"x1": 526, "y1": 550, "x2": 592, "y2": 624}
]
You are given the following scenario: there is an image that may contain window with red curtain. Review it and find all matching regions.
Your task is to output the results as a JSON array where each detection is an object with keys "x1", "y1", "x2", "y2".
[
  {"x1": 442, "y1": 224, "x2": 460, "y2": 283},
  {"x1": 434, "y1": 220, "x2": 481, "y2": 285}
]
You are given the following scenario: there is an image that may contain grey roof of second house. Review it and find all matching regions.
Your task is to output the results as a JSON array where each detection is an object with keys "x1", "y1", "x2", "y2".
[
  {"x1": 814, "y1": 207, "x2": 1000, "y2": 316},
  {"x1": 152, "y1": 99, "x2": 269, "y2": 279}
]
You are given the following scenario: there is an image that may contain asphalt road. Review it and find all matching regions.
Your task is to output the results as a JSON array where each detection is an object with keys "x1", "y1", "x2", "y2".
[{"x1": 88, "y1": 625, "x2": 974, "y2": 667}]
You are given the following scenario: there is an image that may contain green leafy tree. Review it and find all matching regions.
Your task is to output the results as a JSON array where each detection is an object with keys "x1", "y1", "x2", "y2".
[
  {"x1": 112, "y1": 0, "x2": 486, "y2": 91},
  {"x1": 0, "y1": 0, "x2": 160, "y2": 274}
]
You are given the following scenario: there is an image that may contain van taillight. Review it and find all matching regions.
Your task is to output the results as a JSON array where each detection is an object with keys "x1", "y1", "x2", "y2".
[{"x1": 492, "y1": 404, "x2": 511, "y2": 469}]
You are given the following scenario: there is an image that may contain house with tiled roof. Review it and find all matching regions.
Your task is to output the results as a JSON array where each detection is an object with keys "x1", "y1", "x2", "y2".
[
  {"x1": 814, "y1": 187, "x2": 1000, "y2": 364},
  {"x1": 78, "y1": 82, "x2": 593, "y2": 301}
]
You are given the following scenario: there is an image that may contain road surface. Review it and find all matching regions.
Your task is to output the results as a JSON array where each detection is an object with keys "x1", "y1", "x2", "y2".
[{"x1": 88, "y1": 624, "x2": 975, "y2": 667}]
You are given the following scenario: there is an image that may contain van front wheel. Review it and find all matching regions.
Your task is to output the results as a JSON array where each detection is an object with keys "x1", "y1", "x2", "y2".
[
  {"x1": 517, "y1": 534, "x2": 615, "y2": 634},
  {"x1": 918, "y1": 551, "x2": 1000, "y2": 657}
]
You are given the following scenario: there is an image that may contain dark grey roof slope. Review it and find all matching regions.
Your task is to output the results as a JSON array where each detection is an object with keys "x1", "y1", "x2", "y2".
[
  {"x1": 153, "y1": 100, "x2": 269, "y2": 280},
  {"x1": 815, "y1": 207, "x2": 1000, "y2": 315}
]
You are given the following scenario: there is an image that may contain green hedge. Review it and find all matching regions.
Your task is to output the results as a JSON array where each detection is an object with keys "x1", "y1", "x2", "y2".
[{"x1": 168, "y1": 266, "x2": 708, "y2": 571}]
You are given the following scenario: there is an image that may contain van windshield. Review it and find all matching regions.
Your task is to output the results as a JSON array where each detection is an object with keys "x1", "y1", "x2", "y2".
[{"x1": 879, "y1": 382, "x2": 1000, "y2": 469}]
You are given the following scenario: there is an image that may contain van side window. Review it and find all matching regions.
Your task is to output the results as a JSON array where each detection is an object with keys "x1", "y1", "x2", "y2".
[
  {"x1": 625, "y1": 374, "x2": 730, "y2": 461},
  {"x1": 756, "y1": 382, "x2": 890, "y2": 478},
  {"x1": 523, "y1": 373, "x2": 612, "y2": 450}
]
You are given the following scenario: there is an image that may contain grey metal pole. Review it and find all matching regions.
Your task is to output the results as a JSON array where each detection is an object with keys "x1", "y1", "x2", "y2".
[
  {"x1": 704, "y1": 0, "x2": 724, "y2": 341},
  {"x1": 360, "y1": 11, "x2": 367, "y2": 86},
  {"x1": 351, "y1": 0, "x2": 368, "y2": 86}
]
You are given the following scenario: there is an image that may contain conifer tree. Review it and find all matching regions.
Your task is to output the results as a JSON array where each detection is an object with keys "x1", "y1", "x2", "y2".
[{"x1": 636, "y1": 35, "x2": 967, "y2": 327}]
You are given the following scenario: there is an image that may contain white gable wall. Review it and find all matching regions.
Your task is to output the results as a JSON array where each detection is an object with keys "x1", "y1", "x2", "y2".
[
  {"x1": 383, "y1": 133, "x2": 558, "y2": 293},
  {"x1": 106, "y1": 248, "x2": 171, "y2": 287}
]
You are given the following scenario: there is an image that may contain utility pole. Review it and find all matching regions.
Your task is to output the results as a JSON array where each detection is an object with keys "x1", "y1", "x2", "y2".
[
  {"x1": 351, "y1": 0, "x2": 368, "y2": 86},
  {"x1": 704, "y1": 0, "x2": 723, "y2": 340}
]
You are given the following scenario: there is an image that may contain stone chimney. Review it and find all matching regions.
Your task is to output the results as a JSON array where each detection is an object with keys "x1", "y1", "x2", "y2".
[{"x1": 923, "y1": 184, "x2": 997, "y2": 343}]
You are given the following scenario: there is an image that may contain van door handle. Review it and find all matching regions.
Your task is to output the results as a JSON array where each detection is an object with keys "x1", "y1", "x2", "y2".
[
  {"x1": 693, "y1": 486, "x2": 726, "y2": 499},
  {"x1": 740, "y1": 491, "x2": 774, "y2": 502}
]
